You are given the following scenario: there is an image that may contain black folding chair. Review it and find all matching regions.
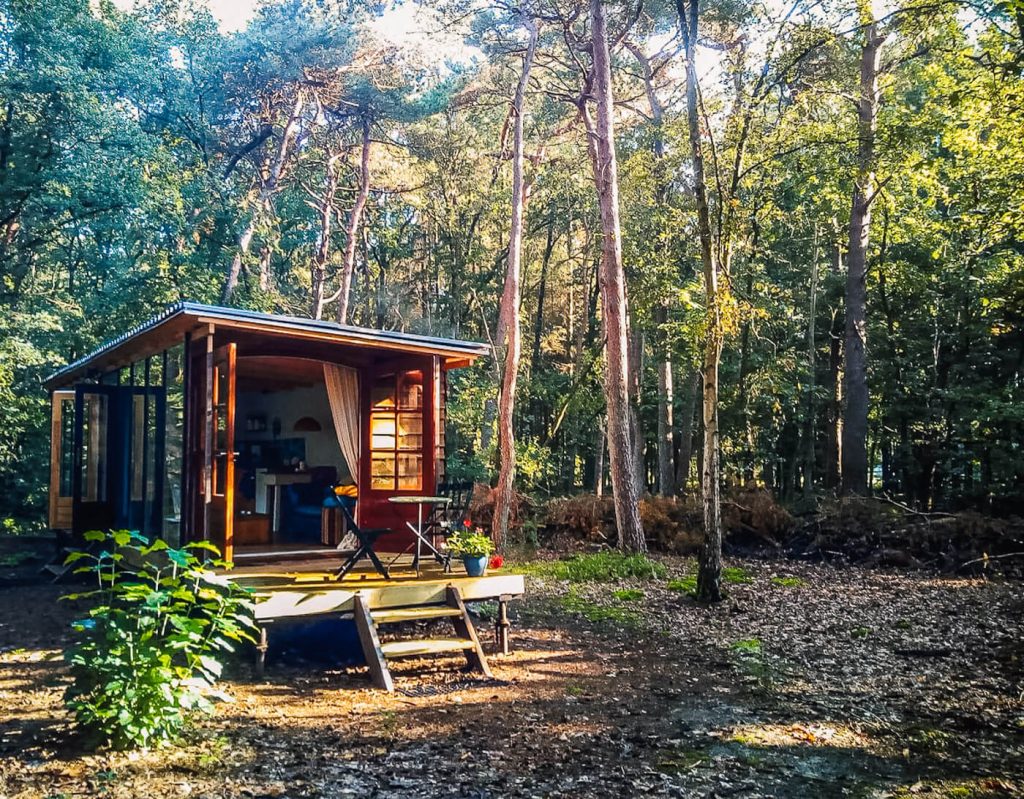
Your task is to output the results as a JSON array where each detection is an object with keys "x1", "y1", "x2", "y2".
[
  {"x1": 424, "y1": 481, "x2": 475, "y2": 572},
  {"x1": 335, "y1": 503, "x2": 392, "y2": 580}
]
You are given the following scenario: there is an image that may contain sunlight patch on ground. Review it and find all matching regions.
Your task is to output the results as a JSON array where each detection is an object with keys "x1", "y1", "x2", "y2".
[{"x1": 724, "y1": 721, "x2": 873, "y2": 749}]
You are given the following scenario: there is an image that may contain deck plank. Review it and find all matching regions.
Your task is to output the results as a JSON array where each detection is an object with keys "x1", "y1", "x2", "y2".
[{"x1": 226, "y1": 571, "x2": 525, "y2": 622}]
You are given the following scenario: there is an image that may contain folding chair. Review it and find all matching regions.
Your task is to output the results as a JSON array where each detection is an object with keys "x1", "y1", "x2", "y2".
[
  {"x1": 334, "y1": 503, "x2": 392, "y2": 580},
  {"x1": 424, "y1": 481, "x2": 475, "y2": 572}
]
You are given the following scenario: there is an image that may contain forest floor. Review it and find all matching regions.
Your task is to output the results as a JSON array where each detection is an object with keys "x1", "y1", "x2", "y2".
[{"x1": 0, "y1": 555, "x2": 1022, "y2": 798}]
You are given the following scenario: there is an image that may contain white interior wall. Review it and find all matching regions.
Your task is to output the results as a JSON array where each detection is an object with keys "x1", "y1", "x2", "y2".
[{"x1": 236, "y1": 382, "x2": 352, "y2": 481}]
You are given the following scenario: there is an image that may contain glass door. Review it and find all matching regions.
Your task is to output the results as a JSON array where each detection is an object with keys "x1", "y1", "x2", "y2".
[
  {"x1": 72, "y1": 385, "x2": 116, "y2": 535},
  {"x1": 208, "y1": 343, "x2": 236, "y2": 561}
]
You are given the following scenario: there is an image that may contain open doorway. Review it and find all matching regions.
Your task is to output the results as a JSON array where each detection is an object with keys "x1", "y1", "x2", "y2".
[{"x1": 232, "y1": 356, "x2": 355, "y2": 557}]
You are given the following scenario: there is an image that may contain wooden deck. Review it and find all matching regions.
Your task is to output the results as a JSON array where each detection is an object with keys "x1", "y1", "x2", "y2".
[{"x1": 223, "y1": 553, "x2": 525, "y2": 624}]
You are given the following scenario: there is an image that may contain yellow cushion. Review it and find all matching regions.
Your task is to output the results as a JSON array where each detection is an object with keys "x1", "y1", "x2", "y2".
[{"x1": 334, "y1": 484, "x2": 358, "y2": 497}]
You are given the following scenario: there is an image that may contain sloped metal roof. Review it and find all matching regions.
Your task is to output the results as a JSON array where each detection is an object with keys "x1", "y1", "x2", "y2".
[{"x1": 45, "y1": 301, "x2": 490, "y2": 388}]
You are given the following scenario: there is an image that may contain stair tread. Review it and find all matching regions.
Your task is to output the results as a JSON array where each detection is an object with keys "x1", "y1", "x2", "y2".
[
  {"x1": 371, "y1": 606, "x2": 462, "y2": 623},
  {"x1": 380, "y1": 637, "x2": 475, "y2": 658}
]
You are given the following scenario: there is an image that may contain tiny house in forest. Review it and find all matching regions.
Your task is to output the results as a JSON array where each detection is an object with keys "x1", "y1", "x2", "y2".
[{"x1": 43, "y1": 302, "x2": 489, "y2": 563}]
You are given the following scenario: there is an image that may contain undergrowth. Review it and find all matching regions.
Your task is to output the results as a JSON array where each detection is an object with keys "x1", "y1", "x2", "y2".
[
  {"x1": 516, "y1": 551, "x2": 666, "y2": 582},
  {"x1": 559, "y1": 586, "x2": 640, "y2": 626},
  {"x1": 667, "y1": 565, "x2": 753, "y2": 597}
]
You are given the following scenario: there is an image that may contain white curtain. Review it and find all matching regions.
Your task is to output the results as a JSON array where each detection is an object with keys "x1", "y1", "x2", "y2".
[{"x1": 323, "y1": 364, "x2": 360, "y2": 484}]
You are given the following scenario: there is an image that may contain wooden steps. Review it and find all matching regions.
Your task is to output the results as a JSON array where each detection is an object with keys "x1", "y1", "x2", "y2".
[
  {"x1": 380, "y1": 638, "x2": 475, "y2": 658},
  {"x1": 371, "y1": 606, "x2": 462, "y2": 624},
  {"x1": 353, "y1": 585, "x2": 492, "y2": 692}
]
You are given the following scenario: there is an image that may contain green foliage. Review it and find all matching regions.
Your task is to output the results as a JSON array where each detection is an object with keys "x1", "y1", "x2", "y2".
[
  {"x1": 612, "y1": 588, "x2": 644, "y2": 602},
  {"x1": 722, "y1": 567, "x2": 753, "y2": 585},
  {"x1": 730, "y1": 638, "x2": 779, "y2": 694},
  {"x1": 731, "y1": 638, "x2": 763, "y2": 655},
  {"x1": 668, "y1": 565, "x2": 752, "y2": 597},
  {"x1": 62, "y1": 531, "x2": 255, "y2": 749},
  {"x1": 445, "y1": 527, "x2": 494, "y2": 558},
  {"x1": 519, "y1": 551, "x2": 666, "y2": 582},
  {"x1": 1, "y1": 0, "x2": 1023, "y2": 529},
  {"x1": 770, "y1": 576, "x2": 805, "y2": 588},
  {"x1": 559, "y1": 586, "x2": 639, "y2": 626},
  {"x1": 667, "y1": 575, "x2": 698, "y2": 595}
]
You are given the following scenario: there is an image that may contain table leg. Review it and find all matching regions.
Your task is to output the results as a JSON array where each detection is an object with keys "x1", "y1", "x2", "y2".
[
  {"x1": 271, "y1": 485, "x2": 281, "y2": 535},
  {"x1": 414, "y1": 503, "x2": 423, "y2": 576}
]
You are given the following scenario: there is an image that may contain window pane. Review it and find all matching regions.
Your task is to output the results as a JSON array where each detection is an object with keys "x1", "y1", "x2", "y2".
[
  {"x1": 397, "y1": 453, "x2": 422, "y2": 490},
  {"x1": 371, "y1": 454, "x2": 395, "y2": 490},
  {"x1": 398, "y1": 371, "x2": 423, "y2": 410},
  {"x1": 398, "y1": 413, "x2": 422, "y2": 451},
  {"x1": 213, "y1": 454, "x2": 226, "y2": 496},
  {"x1": 59, "y1": 399, "x2": 74, "y2": 497},
  {"x1": 81, "y1": 394, "x2": 108, "y2": 502},
  {"x1": 163, "y1": 346, "x2": 184, "y2": 544},
  {"x1": 131, "y1": 395, "x2": 145, "y2": 501},
  {"x1": 370, "y1": 413, "x2": 396, "y2": 449},
  {"x1": 371, "y1": 374, "x2": 396, "y2": 409}
]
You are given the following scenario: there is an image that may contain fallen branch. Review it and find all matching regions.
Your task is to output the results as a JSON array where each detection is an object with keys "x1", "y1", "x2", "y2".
[
  {"x1": 879, "y1": 494, "x2": 955, "y2": 519},
  {"x1": 960, "y1": 551, "x2": 1024, "y2": 569}
]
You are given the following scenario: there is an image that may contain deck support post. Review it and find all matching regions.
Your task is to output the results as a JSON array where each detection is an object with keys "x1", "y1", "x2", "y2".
[
  {"x1": 255, "y1": 625, "x2": 268, "y2": 677},
  {"x1": 495, "y1": 594, "x2": 511, "y2": 656}
]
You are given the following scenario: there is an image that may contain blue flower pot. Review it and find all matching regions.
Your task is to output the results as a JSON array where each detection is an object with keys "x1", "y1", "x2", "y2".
[{"x1": 462, "y1": 555, "x2": 488, "y2": 577}]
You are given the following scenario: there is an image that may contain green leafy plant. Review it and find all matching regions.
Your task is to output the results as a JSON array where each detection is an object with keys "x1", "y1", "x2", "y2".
[
  {"x1": 445, "y1": 527, "x2": 495, "y2": 558},
  {"x1": 62, "y1": 530, "x2": 255, "y2": 749}
]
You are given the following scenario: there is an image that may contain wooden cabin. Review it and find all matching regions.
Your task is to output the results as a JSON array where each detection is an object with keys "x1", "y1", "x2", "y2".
[
  {"x1": 44, "y1": 302, "x2": 525, "y2": 688},
  {"x1": 43, "y1": 301, "x2": 488, "y2": 563}
]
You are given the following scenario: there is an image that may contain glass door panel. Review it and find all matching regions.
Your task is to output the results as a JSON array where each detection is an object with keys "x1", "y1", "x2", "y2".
[
  {"x1": 367, "y1": 369, "x2": 425, "y2": 493},
  {"x1": 208, "y1": 343, "x2": 236, "y2": 561}
]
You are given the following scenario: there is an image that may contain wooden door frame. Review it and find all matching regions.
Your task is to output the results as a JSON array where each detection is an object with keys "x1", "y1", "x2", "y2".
[{"x1": 49, "y1": 390, "x2": 75, "y2": 530}]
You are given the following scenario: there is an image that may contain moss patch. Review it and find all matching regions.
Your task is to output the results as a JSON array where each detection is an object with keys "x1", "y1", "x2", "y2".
[{"x1": 516, "y1": 552, "x2": 666, "y2": 582}]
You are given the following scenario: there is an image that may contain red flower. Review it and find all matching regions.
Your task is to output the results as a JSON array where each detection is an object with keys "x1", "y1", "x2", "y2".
[
  {"x1": 489, "y1": 555, "x2": 504, "y2": 570},
  {"x1": 463, "y1": 518, "x2": 472, "y2": 528}
]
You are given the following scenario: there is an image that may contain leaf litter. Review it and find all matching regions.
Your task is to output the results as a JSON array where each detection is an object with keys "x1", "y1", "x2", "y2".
[{"x1": 0, "y1": 557, "x2": 1020, "y2": 798}]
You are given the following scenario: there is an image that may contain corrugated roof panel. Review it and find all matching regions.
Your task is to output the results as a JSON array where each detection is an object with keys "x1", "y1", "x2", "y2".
[{"x1": 44, "y1": 301, "x2": 490, "y2": 388}]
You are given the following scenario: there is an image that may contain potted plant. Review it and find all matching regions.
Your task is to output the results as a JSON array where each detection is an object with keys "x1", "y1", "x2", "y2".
[{"x1": 446, "y1": 527, "x2": 495, "y2": 577}]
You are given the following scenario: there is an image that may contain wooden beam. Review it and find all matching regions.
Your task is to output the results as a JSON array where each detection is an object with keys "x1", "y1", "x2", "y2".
[{"x1": 230, "y1": 573, "x2": 526, "y2": 623}]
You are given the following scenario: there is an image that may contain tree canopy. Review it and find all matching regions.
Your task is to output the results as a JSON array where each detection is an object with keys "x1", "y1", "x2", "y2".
[{"x1": 1, "y1": 0, "x2": 1022, "y2": 530}]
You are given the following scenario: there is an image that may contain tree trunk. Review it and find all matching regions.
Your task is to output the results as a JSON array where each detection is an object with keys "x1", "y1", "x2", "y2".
[
  {"x1": 222, "y1": 91, "x2": 304, "y2": 303},
  {"x1": 587, "y1": 0, "x2": 645, "y2": 552},
  {"x1": 594, "y1": 415, "x2": 606, "y2": 497},
  {"x1": 676, "y1": 366, "x2": 698, "y2": 495},
  {"x1": 804, "y1": 224, "x2": 820, "y2": 499},
  {"x1": 311, "y1": 154, "x2": 340, "y2": 319},
  {"x1": 678, "y1": 0, "x2": 723, "y2": 601},
  {"x1": 531, "y1": 214, "x2": 555, "y2": 372},
  {"x1": 627, "y1": 41, "x2": 674, "y2": 498},
  {"x1": 841, "y1": 17, "x2": 885, "y2": 496},
  {"x1": 492, "y1": 18, "x2": 539, "y2": 551},
  {"x1": 656, "y1": 306, "x2": 675, "y2": 496},
  {"x1": 628, "y1": 328, "x2": 645, "y2": 495},
  {"x1": 335, "y1": 115, "x2": 372, "y2": 324}
]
